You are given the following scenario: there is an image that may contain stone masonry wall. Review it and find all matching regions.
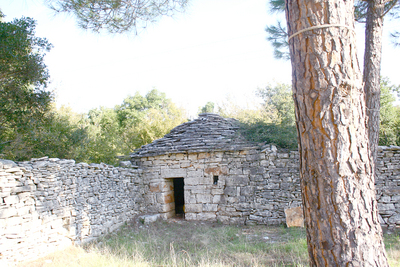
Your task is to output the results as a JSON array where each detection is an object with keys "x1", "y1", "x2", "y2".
[
  {"x1": 1, "y1": 145, "x2": 400, "y2": 265},
  {"x1": 134, "y1": 145, "x2": 400, "y2": 228},
  {"x1": 133, "y1": 145, "x2": 302, "y2": 225},
  {"x1": 376, "y1": 146, "x2": 400, "y2": 227},
  {"x1": 0, "y1": 157, "x2": 144, "y2": 265}
]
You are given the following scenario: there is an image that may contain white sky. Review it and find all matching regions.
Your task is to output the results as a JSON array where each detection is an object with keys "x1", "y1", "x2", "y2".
[{"x1": 2, "y1": 0, "x2": 400, "y2": 117}]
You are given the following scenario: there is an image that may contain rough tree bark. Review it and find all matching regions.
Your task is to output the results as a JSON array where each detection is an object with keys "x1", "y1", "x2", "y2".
[
  {"x1": 364, "y1": 0, "x2": 385, "y2": 165},
  {"x1": 284, "y1": 0, "x2": 389, "y2": 266}
]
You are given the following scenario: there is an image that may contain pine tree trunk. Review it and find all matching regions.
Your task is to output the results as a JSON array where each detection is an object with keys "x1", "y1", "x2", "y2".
[
  {"x1": 364, "y1": 0, "x2": 384, "y2": 165},
  {"x1": 284, "y1": 0, "x2": 388, "y2": 265}
]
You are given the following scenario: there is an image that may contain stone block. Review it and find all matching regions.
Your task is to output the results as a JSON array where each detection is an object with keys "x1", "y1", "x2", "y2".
[
  {"x1": 380, "y1": 196, "x2": 391, "y2": 203},
  {"x1": 211, "y1": 188, "x2": 224, "y2": 195},
  {"x1": 249, "y1": 215, "x2": 263, "y2": 222},
  {"x1": 0, "y1": 207, "x2": 17, "y2": 219},
  {"x1": 187, "y1": 169, "x2": 204, "y2": 177},
  {"x1": 212, "y1": 194, "x2": 223, "y2": 203},
  {"x1": 185, "y1": 212, "x2": 197, "y2": 221},
  {"x1": 204, "y1": 166, "x2": 228, "y2": 175},
  {"x1": 227, "y1": 175, "x2": 249, "y2": 186},
  {"x1": 387, "y1": 214, "x2": 400, "y2": 225},
  {"x1": 202, "y1": 203, "x2": 218, "y2": 212},
  {"x1": 185, "y1": 203, "x2": 202, "y2": 213},
  {"x1": 224, "y1": 186, "x2": 237, "y2": 196},
  {"x1": 266, "y1": 183, "x2": 280, "y2": 190},
  {"x1": 184, "y1": 193, "x2": 197, "y2": 204},
  {"x1": 161, "y1": 181, "x2": 174, "y2": 192},
  {"x1": 185, "y1": 177, "x2": 199, "y2": 186},
  {"x1": 241, "y1": 186, "x2": 254, "y2": 196},
  {"x1": 149, "y1": 183, "x2": 161, "y2": 192},
  {"x1": 139, "y1": 214, "x2": 161, "y2": 224},
  {"x1": 161, "y1": 168, "x2": 186, "y2": 178},
  {"x1": 198, "y1": 152, "x2": 211, "y2": 160},
  {"x1": 197, "y1": 212, "x2": 216, "y2": 221},
  {"x1": 284, "y1": 206, "x2": 304, "y2": 227},
  {"x1": 378, "y1": 203, "x2": 395, "y2": 212},
  {"x1": 196, "y1": 194, "x2": 212, "y2": 203},
  {"x1": 163, "y1": 192, "x2": 175, "y2": 204},
  {"x1": 188, "y1": 185, "x2": 208, "y2": 194},
  {"x1": 188, "y1": 154, "x2": 198, "y2": 161},
  {"x1": 160, "y1": 202, "x2": 174, "y2": 212},
  {"x1": 246, "y1": 154, "x2": 264, "y2": 161},
  {"x1": 175, "y1": 153, "x2": 186, "y2": 160},
  {"x1": 229, "y1": 168, "x2": 242, "y2": 175},
  {"x1": 17, "y1": 206, "x2": 31, "y2": 216},
  {"x1": 180, "y1": 161, "x2": 193, "y2": 168},
  {"x1": 4, "y1": 195, "x2": 19, "y2": 205},
  {"x1": 164, "y1": 210, "x2": 175, "y2": 219}
]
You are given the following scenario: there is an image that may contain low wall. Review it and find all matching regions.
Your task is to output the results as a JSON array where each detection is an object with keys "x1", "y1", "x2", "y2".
[
  {"x1": 375, "y1": 146, "x2": 400, "y2": 227},
  {"x1": 0, "y1": 157, "x2": 144, "y2": 265},
  {"x1": 1, "y1": 146, "x2": 400, "y2": 265}
]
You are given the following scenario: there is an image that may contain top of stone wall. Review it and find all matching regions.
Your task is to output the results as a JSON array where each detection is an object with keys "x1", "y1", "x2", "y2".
[{"x1": 130, "y1": 113, "x2": 259, "y2": 158}]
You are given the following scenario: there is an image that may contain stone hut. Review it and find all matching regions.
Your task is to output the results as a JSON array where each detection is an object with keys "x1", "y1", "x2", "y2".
[{"x1": 130, "y1": 113, "x2": 302, "y2": 224}]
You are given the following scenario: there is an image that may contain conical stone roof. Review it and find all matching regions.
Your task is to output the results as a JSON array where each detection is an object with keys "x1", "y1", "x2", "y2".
[{"x1": 130, "y1": 113, "x2": 258, "y2": 158}]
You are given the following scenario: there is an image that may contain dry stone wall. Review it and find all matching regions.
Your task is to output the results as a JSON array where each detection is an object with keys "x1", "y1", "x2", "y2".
[
  {"x1": 0, "y1": 157, "x2": 144, "y2": 265},
  {"x1": 133, "y1": 145, "x2": 400, "y2": 228},
  {"x1": 376, "y1": 146, "x2": 400, "y2": 227},
  {"x1": 132, "y1": 144, "x2": 302, "y2": 225},
  {"x1": 2, "y1": 145, "x2": 400, "y2": 265}
]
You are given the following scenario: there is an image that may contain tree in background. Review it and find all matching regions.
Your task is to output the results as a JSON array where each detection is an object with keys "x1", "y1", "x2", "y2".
[
  {"x1": 257, "y1": 83, "x2": 295, "y2": 126},
  {"x1": 209, "y1": 86, "x2": 298, "y2": 149},
  {"x1": 379, "y1": 77, "x2": 400, "y2": 146},
  {"x1": 233, "y1": 84, "x2": 297, "y2": 149},
  {"x1": 198, "y1": 101, "x2": 215, "y2": 114},
  {"x1": 216, "y1": 94, "x2": 270, "y2": 124},
  {"x1": 0, "y1": 13, "x2": 53, "y2": 160},
  {"x1": 53, "y1": 89, "x2": 188, "y2": 165},
  {"x1": 116, "y1": 89, "x2": 187, "y2": 154},
  {"x1": 81, "y1": 107, "x2": 123, "y2": 165},
  {"x1": 46, "y1": 0, "x2": 189, "y2": 33}
]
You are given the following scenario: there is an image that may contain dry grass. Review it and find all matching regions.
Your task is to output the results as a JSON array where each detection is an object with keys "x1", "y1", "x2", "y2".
[
  {"x1": 20, "y1": 219, "x2": 400, "y2": 267},
  {"x1": 384, "y1": 230, "x2": 400, "y2": 267}
]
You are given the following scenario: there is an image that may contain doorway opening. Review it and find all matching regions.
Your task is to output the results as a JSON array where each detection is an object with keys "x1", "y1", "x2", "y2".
[{"x1": 173, "y1": 178, "x2": 185, "y2": 217}]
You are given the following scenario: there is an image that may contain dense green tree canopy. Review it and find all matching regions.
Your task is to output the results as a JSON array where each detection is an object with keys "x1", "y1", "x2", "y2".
[
  {"x1": 198, "y1": 102, "x2": 215, "y2": 114},
  {"x1": 0, "y1": 14, "x2": 53, "y2": 159},
  {"x1": 116, "y1": 89, "x2": 187, "y2": 151},
  {"x1": 379, "y1": 77, "x2": 400, "y2": 146}
]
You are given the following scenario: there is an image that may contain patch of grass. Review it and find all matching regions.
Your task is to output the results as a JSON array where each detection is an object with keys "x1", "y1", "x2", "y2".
[
  {"x1": 20, "y1": 221, "x2": 400, "y2": 266},
  {"x1": 20, "y1": 220, "x2": 309, "y2": 267},
  {"x1": 384, "y1": 230, "x2": 400, "y2": 266}
]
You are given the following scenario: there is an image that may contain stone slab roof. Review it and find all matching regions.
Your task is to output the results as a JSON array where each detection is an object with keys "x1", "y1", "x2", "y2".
[{"x1": 130, "y1": 113, "x2": 259, "y2": 158}]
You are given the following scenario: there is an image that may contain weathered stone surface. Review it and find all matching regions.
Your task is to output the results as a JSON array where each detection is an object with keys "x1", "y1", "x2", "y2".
[
  {"x1": 130, "y1": 114, "x2": 258, "y2": 158},
  {"x1": 285, "y1": 207, "x2": 304, "y2": 227},
  {"x1": 161, "y1": 168, "x2": 186, "y2": 178},
  {"x1": 1, "y1": 158, "x2": 143, "y2": 265},
  {"x1": 139, "y1": 214, "x2": 161, "y2": 224},
  {"x1": 2, "y1": 114, "x2": 400, "y2": 265}
]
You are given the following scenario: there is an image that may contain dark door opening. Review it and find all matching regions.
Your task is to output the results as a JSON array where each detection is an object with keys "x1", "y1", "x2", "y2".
[{"x1": 173, "y1": 178, "x2": 185, "y2": 217}]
